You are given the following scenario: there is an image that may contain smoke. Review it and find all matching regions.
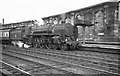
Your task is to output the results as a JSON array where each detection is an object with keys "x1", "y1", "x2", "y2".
[{"x1": 12, "y1": 41, "x2": 30, "y2": 48}]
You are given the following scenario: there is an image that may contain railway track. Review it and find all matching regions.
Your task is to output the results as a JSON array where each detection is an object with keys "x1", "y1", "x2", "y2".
[
  {"x1": 0, "y1": 60, "x2": 31, "y2": 76},
  {"x1": 2, "y1": 50, "x2": 102, "y2": 75},
  {"x1": 1, "y1": 55, "x2": 75, "y2": 75},
  {"x1": 2, "y1": 45, "x2": 120, "y2": 75}
]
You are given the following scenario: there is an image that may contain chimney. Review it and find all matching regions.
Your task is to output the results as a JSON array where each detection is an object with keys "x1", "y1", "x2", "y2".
[
  {"x1": 2, "y1": 19, "x2": 4, "y2": 25},
  {"x1": 61, "y1": 13, "x2": 66, "y2": 22}
]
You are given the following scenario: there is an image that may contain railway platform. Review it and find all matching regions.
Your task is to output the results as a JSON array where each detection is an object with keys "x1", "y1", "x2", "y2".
[
  {"x1": 81, "y1": 44, "x2": 120, "y2": 50},
  {"x1": 80, "y1": 42, "x2": 120, "y2": 54}
]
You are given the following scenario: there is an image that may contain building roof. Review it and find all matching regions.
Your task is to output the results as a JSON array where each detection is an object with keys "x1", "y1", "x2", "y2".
[
  {"x1": 42, "y1": 1, "x2": 119, "y2": 20},
  {"x1": 3, "y1": 20, "x2": 35, "y2": 26}
]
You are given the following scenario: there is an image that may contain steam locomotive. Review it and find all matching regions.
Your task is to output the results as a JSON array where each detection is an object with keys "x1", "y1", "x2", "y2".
[{"x1": 0, "y1": 22, "x2": 80, "y2": 50}]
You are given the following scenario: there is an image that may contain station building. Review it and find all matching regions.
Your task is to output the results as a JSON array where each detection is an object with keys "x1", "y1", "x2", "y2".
[{"x1": 42, "y1": 1, "x2": 120, "y2": 43}]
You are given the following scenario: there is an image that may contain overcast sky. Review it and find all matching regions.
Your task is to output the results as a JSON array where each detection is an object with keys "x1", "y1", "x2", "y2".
[{"x1": 0, "y1": 0, "x2": 116, "y2": 24}]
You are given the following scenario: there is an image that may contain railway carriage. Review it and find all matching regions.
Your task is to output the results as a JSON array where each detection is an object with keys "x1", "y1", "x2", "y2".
[{"x1": 0, "y1": 28, "x2": 11, "y2": 44}]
